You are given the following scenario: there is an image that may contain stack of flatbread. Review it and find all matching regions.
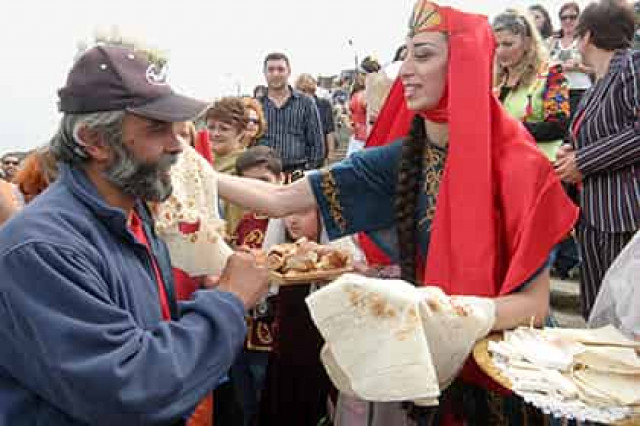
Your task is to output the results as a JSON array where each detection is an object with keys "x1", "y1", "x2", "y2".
[
  {"x1": 305, "y1": 274, "x2": 496, "y2": 406},
  {"x1": 155, "y1": 143, "x2": 232, "y2": 276},
  {"x1": 489, "y1": 325, "x2": 640, "y2": 423}
]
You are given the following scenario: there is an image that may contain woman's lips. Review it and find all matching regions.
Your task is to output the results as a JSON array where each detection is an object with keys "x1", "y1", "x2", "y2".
[{"x1": 403, "y1": 83, "x2": 421, "y2": 98}]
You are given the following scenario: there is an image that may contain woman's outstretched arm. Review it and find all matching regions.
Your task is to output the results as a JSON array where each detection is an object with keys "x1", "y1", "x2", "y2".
[
  {"x1": 493, "y1": 268, "x2": 551, "y2": 331},
  {"x1": 217, "y1": 173, "x2": 317, "y2": 218}
]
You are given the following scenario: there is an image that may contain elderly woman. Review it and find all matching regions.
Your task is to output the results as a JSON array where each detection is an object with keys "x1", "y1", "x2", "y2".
[
  {"x1": 217, "y1": 1, "x2": 577, "y2": 423},
  {"x1": 493, "y1": 10, "x2": 570, "y2": 162},
  {"x1": 555, "y1": 0, "x2": 640, "y2": 319},
  {"x1": 206, "y1": 97, "x2": 249, "y2": 237}
]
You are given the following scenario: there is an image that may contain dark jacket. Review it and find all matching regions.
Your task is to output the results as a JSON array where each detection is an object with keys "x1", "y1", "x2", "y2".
[
  {"x1": 573, "y1": 49, "x2": 640, "y2": 233},
  {"x1": 0, "y1": 164, "x2": 246, "y2": 425}
]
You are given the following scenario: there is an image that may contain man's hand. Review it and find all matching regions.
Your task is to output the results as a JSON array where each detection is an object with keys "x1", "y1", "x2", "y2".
[
  {"x1": 216, "y1": 252, "x2": 269, "y2": 309},
  {"x1": 555, "y1": 146, "x2": 583, "y2": 184}
]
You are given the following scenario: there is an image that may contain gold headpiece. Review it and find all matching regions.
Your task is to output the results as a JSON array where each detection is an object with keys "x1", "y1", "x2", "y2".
[{"x1": 408, "y1": 0, "x2": 446, "y2": 37}]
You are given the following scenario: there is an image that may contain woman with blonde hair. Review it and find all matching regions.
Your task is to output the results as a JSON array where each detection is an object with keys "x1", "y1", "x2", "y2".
[{"x1": 493, "y1": 9, "x2": 570, "y2": 161}]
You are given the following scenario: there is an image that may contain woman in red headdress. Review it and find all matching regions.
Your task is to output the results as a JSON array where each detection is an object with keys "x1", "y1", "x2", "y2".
[{"x1": 217, "y1": 1, "x2": 578, "y2": 423}]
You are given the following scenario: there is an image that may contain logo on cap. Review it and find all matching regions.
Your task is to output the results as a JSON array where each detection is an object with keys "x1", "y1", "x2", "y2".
[{"x1": 146, "y1": 64, "x2": 168, "y2": 86}]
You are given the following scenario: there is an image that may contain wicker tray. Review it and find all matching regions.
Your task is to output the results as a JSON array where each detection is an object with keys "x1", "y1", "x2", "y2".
[
  {"x1": 268, "y1": 267, "x2": 353, "y2": 286},
  {"x1": 472, "y1": 334, "x2": 512, "y2": 390},
  {"x1": 472, "y1": 334, "x2": 640, "y2": 425}
]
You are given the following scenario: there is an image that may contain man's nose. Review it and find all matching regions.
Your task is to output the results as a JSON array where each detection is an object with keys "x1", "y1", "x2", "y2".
[{"x1": 166, "y1": 132, "x2": 184, "y2": 154}]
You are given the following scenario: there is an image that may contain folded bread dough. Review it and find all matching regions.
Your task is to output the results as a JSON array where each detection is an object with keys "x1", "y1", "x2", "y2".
[{"x1": 306, "y1": 274, "x2": 495, "y2": 405}]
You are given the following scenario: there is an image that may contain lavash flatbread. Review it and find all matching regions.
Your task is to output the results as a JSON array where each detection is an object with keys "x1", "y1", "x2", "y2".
[
  {"x1": 416, "y1": 287, "x2": 496, "y2": 388},
  {"x1": 544, "y1": 325, "x2": 640, "y2": 348},
  {"x1": 155, "y1": 143, "x2": 232, "y2": 276},
  {"x1": 574, "y1": 346, "x2": 640, "y2": 375},
  {"x1": 307, "y1": 274, "x2": 440, "y2": 403},
  {"x1": 306, "y1": 274, "x2": 495, "y2": 405},
  {"x1": 572, "y1": 368, "x2": 640, "y2": 406}
]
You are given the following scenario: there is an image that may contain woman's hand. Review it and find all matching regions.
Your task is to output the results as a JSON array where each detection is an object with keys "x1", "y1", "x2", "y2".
[
  {"x1": 563, "y1": 59, "x2": 578, "y2": 72},
  {"x1": 555, "y1": 145, "x2": 583, "y2": 184}
]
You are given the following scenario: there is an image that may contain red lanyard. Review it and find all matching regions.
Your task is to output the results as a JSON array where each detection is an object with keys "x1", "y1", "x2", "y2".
[
  {"x1": 129, "y1": 212, "x2": 171, "y2": 320},
  {"x1": 571, "y1": 110, "x2": 586, "y2": 142}
]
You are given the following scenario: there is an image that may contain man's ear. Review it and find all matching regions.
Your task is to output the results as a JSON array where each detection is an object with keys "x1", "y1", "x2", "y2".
[{"x1": 76, "y1": 125, "x2": 111, "y2": 162}]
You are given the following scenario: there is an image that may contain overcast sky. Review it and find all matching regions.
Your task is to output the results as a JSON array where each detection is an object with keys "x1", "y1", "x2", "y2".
[{"x1": 0, "y1": 0, "x2": 590, "y2": 153}]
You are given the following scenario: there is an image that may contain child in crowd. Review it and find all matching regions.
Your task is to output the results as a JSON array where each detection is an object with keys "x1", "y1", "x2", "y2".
[
  {"x1": 258, "y1": 172, "x2": 364, "y2": 426},
  {"x1": 230, "y1": 146, "x2": 284, "y2": 426}
]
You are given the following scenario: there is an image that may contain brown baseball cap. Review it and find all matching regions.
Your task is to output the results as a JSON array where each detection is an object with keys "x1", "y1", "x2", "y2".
[{"x1": 58, "y1": 45, "x2": 207, "y2": 122}]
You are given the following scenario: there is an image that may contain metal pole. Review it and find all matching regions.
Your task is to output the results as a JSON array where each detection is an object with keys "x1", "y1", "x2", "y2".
[{"x1": 348, "y1": 39, "x2": 358, "y2": 80}]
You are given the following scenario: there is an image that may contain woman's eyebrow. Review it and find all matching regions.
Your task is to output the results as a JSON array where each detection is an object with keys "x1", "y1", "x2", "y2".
[{"x1": 412, "y1": 42, "x2": 438, "y2": 48}]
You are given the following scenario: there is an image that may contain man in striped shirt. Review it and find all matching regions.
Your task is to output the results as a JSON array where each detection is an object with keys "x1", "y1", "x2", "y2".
[{"x1": 258, "y1": 52, "x2": 325, "y2": 172}]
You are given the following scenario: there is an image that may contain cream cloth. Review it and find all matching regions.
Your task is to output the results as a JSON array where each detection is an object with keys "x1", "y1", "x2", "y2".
[
  {"x1": 154, "y1": 143, "x2": 232, "y2": 276},
  {"x1": 589, "y1": 231, "x2": 640, "y2": 340},
  {"x1": 306, "y1": 274, "x2": 495, "y2": 406}
]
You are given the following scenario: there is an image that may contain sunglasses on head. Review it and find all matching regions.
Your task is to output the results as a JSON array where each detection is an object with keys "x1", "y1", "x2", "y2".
[{"x1": 560, "y1": 14, "x2": 578, "y2": 21}]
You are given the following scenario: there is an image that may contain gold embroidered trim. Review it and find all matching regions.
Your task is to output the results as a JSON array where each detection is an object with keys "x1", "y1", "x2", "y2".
[
  {"x1": 242, "y1": 229, "x2": 264, "y2": 247},
  {"x1": 320, "y1": 170, "x2": 347, "y2": 232},
  {"x1": 418, "y1": 144, "x2": 446, "y2": 231}
]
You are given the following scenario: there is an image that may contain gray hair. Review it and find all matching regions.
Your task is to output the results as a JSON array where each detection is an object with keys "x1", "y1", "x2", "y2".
[{"x1": 50, "y1": 111, "x2": 125, "y2": 166}]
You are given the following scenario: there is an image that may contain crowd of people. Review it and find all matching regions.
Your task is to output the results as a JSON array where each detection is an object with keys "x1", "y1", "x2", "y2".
[{"x1": 0, "y1": 0, "x2": 639, "y2": 425}]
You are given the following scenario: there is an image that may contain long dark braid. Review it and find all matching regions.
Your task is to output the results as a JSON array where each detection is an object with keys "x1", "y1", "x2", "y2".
[{"x1": 395, "y1": 115, "x2": 427, "y2": 285}]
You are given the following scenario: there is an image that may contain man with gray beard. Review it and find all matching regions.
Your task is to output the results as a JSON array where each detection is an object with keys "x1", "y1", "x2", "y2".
[{"x1": 0, "y1": 45, "x2": 269, "y2": 425}]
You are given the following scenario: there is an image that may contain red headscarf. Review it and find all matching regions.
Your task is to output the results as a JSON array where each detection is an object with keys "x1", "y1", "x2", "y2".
[
  {"x1": 367, "y1": 1, "x2": 577, "y2": 297},
  {"x1": 194, "y1": 129, "x2": 214, "y2": 165}
]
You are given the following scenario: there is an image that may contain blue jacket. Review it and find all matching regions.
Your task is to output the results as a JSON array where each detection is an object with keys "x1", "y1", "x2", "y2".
[{"x1": 0, "y1": 165, "x2": 247, "y2": 425}]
